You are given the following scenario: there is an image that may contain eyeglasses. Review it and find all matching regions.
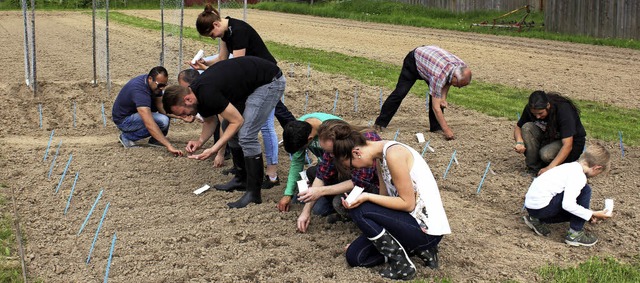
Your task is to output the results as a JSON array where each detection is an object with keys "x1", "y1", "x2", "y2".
[{"x1": 154, "y1": 81, "x2": 167, "y2": 89}]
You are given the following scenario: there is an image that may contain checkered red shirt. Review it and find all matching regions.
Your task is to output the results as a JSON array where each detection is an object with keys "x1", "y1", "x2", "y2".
[{"x1": 414, "y1": 46, "x2": 467, "y2": 99}]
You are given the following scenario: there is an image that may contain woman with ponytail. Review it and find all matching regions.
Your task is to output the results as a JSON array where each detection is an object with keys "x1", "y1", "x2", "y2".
[
  {"x1": 331, "y1": 124, "x2": 450, "y2": 280},
  {"x1": 514, "y1": 90, "x2": 586, "y2": 176}
]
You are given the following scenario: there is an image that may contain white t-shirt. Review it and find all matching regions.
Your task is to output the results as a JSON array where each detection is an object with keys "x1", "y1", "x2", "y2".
[
  {"x1": 381, "y1": 141, "x2": 451, "y2": 236},
  {"x1": 524, "y1": 162, "x2": 593, "y2": 221}
]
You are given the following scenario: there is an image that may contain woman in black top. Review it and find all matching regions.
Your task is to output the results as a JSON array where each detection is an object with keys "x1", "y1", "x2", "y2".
[{"x1": 513, "y1": 91, "x2": 587, "y2": 176}]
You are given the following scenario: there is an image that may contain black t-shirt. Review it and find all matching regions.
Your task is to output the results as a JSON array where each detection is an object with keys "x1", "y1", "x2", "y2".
[
  {"x1": 517, "y1": 101, "x2": 586, "y2": 144},
  {"x1": 190, "y1": 56, "x2": 280, "y2": 118},
  {"x1": 222, "y1": 17, "x2": 276, "y2": 64}
]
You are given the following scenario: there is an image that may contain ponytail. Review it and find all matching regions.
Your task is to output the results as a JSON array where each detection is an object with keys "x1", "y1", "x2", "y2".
[{"x1": 196, "y1": 3, "x2": 221, "y2": 36}]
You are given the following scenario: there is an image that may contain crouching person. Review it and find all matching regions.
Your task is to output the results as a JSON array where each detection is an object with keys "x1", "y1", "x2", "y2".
[
  {"x1": 523, "y1": 142, "x2": 612, "y2": 246},
  {"x1": 332, "y1": 124, "x2": 451, "y2": 280}
]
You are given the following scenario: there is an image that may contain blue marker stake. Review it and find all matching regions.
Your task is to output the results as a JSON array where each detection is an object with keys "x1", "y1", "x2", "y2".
[
  {"x1": 101, "y1": 102, "x2": 107, "y2": 127},
  {"x1": 73, "y1": 101, "x2": 77, "y2": 128},
  {"x1": 332, "y1": 90, "x2": 339, "y2": 114},
  {"x1": 281, "y1": 92, "x2": 285, "y2": 104},
  {"x1": 43, "y1": 129, "x2": 55, "y2": 161},
  {"x1": 289, "y1": 153, "x2": 292, "y2": 161},
  {"x1": 354, "y1": 88, "x2": 358, "y2": 113},
  {"x1": 307, "y1": 62, "x2": 310, "y2": 78},
  {"x1": 78, "y1": 189, "x2": 103, "y2": 235},
  {"x1": 379, "y1": 88, "x2": 383, "y2": 110},
  {"x1": 442, "y1": 150, "x2": 457, "y2": 180},
  {"x1": 476, "y1": 161, "x2": 491, "y2": 194},
  {"x1": 516, "y1": 112, "x2": 521, "y2": 120},
  {"x1": 47, "y1": 140, "x2": 63, "y2": 179},
  {"x1": 87, "y1": 202, "x2": 110, "y2": 264},
  {"x1": 521, "y1": 202, "x2": 526, "y2": 212},
  {"x1": 619, "y1": 131, "x2": 625, "y2": 158},
  {"x1": 64, "y1": 172, "x2": 79, "y2": 215},
  {"x1": 38, "y1": 104, "x2": 43, "y2": 128},
  {"x1": 393, "y1": 129, "x2": 400, "y2": 141},
  {"x1": 55, "y1": 154, "x2": 73, "y2": 194},
  {"x1": 103, "y1": 232, "x2": 117, "y2": 283},
  {"x1": 305, "y1": 150, "x2": 311, "y2": 165},
  {"x1": 421, "y1": 140, "x2": 431, "y2": 157},
  {"x1": 303, "y1": 91, "x2": 309, "y2": 114}
]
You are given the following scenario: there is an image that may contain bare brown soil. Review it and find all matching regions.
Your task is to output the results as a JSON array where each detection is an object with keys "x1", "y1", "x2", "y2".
[{"x1": 0, "y1": 10, "x2": 638, "y2": 283}]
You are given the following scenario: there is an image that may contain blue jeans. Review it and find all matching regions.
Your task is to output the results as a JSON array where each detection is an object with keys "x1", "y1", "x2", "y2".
[
  {"x1": 116, "y1": 112, "x2": 170, "y2": 141},
  {"x1": 345, "y1": 202, "x2": 443, "y2": 267},
  {"x1": 225, "y1": 75, "x2": 285, "y2": 157},
  {"x1": 527, "y1": 184, "x2": 592, "y2": 231},
  {"x1": 260, "y1": 110, "x2": 278, "y2": 166}
]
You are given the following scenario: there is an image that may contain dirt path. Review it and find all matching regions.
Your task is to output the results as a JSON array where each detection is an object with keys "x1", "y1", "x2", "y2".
[
  {"x1": 126, "y1": 9, "x2": 640, "y2": 110},
  {"x1": 0, "y1": 10, "x2": 638, "y2": 283}
]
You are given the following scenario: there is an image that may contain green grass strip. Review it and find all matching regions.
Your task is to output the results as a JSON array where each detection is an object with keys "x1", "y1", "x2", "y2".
[
  {"x1": 252, "y1": 0, "x2": 640, "y2": 50},
  {"x1": 108, "y1": 11, "x2": 640, "y2": 146},
  {"x1": 539, "y1": 256, "x2": 640, "y2": 283},
  {"x1": 0, "y1": 185, "x2": 22, "y2": 283}
]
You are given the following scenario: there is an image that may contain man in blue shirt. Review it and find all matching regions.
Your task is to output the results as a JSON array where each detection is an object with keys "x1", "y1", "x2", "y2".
[{"x1": 111, "y1": 66, "x2": 183, "y2": 156}]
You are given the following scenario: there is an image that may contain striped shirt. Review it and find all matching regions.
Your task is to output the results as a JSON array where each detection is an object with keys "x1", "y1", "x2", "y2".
[{"x1": 415, "y1": 46, "x2": 467, "y2": 98}]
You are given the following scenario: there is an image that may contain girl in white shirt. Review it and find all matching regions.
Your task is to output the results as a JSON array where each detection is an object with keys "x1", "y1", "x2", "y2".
[{"x1": 332, "y1": 124, "x2": 450, "y2": 280}]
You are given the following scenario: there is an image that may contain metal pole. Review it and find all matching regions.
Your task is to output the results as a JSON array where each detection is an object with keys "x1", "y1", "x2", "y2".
[
  {"x1": 160, "y1": 0, "x2": 164, "y2": 66},
  {"x1": 243, "y1": 0, "x2": 247, "y2": 21},
  {"x1": 217, "y1": 0, "x2": 221, "y2": 52},
  {"x1": 21, "y1": 0, "x2": 31, "y2": 88},
  {"x1": 106, "y1": 0, "x2": 110, "y2": 96},
  {"x1": 92, "y1": 0, "x2": 97, "y2": 86},
  {"x1": 178, "y1": 0, "x2": 184, "y2": 76},
  {"x1": 30, "y1": 0, "x2": 37, "y2": 96}
]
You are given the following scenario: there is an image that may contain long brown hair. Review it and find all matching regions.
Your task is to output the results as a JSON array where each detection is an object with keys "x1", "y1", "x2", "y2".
[
  {"x1": 318, "y1": 119, "x2": 374, "y2": 179},
  {"x1": 196, "y1": 4, "x2": 221, "y2": 36}
]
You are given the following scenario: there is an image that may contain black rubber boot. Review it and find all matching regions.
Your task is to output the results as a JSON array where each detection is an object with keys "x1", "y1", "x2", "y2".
[
  {"x1": 227, "y1": 154, "x2": 264, "y2": 209},
  {"x1": 416, "y1": 246, "x2": 439, "y2": 269},
  {"x1": 214, "y1": 147, "x2": 246, "y2": 192},
  {"x1": 369, "y1": 229, "x2": 416, "y2": 280}
]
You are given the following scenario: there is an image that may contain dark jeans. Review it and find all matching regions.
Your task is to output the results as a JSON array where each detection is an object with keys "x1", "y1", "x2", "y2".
[
  {"x1": 527, "y1": 184, "x2": 592, "y2": 231},
  {"x1": 304, "y1": 165, "x2": 344, "y2": 216},
  {"x1": 345, "y1": 202, "x2": 443, "y2": 267}
]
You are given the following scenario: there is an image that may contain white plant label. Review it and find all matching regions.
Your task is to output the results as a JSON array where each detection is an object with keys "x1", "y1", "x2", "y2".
[{"x1": 345, "y1": 186, "x2": 365, "y2": 205}]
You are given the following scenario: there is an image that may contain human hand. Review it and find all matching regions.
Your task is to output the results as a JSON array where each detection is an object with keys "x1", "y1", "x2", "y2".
[
  {"x1": 298, "y1": 187, "x2": 322, "y2": 203},
  {"x1": 440, "y1": 100, "x2": 448, "y2": 109},
  {"x1": 590, "y1": 210, "x2": 612, "y2": 223},
  {"x1": 537, "y1": 166, "x2": 553, "y2": 176},
  {"x1": 187, "y1": 59, "x2": 208, "y2": 71},
  {"x1": 213, "y1": 151, "x2": 225, "y2": 167},
  {"x1": 277, "y1": 196, "x2": 292, "y2": 212},
  {"x1": 167, "y1": 145, "x2": 184, "y2": 157},
  {"x1": 297, "y1": 211, "x2": 311, "y2": 233},
  {"x1": 188, "y1": 147, "x2": 216, "y2": 160},
  {"x1": 514, "y1": 143, "x2": 526, "y2": 154},
  {"x1": 341, "y1": 192, "x2": 368, "y2": 209},
  {"x1": 443, "y1": 128, "x2": 455, "y2": 140},
  {"x1": 185, "y1": 140, "x2": 203, "y2": 153}
]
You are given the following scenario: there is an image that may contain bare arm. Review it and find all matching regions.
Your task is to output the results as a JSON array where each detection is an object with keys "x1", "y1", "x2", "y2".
[
  {"x1": 431, "y1": 87, "x2": 454, "y2": 140},
  {"x1": 137, "y1": 107, "x2": 183, "y2": 156},
  {"x1": 513, "y1": 125, "x2": 526, "y2": 154}
]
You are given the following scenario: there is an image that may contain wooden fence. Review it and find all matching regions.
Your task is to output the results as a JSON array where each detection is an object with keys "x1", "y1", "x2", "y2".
[
  {"x1": 396, "y1": 0, "x2": 544, "y2": 12},
  {"x1": 545, "y1": 0, "x2": 640, "y2": 40}
]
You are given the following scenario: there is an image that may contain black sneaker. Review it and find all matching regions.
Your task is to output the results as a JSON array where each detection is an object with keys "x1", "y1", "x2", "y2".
[
  {"x1": 261, "y1": 175, "x2": 280, "y2": 190},
  {"x1": 416, "y1": 247, "x2": 439, "y2": 269},
  {"x1": 523, "y1": 215, "x2": 551, "y2": 236}
]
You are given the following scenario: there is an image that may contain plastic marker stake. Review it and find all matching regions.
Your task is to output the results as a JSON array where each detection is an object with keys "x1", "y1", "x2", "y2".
[
  {"x1": 453, "y1": 155, "x2": 459, "y2": 166},
  {"x1": 303, "y1": 91, "x2": 309, "y2": 114},
  {"x1": 442, "y1": 150, "x2": 457, "y2": 180},
  {"x1": 43, "y1": 129, "x2": 55, "y2": 161},
  {"x1": 55, "y1": 154, "x2": 73, "y2": 194},
  {"x1": 421, "y1": 140, "x2": 431, "y2": 157},
  {"x1": 193, "y1": 184, "x2": 211, "y2": 195},
  {"x1": 38, "y1": 104, "x2": 43, "y2": 128},
  {"x1": 191, "y1": 49, "x2": 204, "y2": 65},
  {"x1": 379, "y1": 88, "x2": 383, "y2": 110},
  {"x1": 78, "y1": 189, "x2": 103, "y2": 235},
  {"x1": 489, "y1": 167, "x2": 496, "y2": 175},
  {"x1": 416, "y1": 133, "x2": 425, "y2": 143},
  {"x1": 305, "y1": 151, "x2": 312, "y2": 165},
  {"x1": 307, "y1": 62, "x2": 310, "y2": 78},
  {"x1": 345, "y1": 186, "x2": 365, "y2": 205},
  {"x1": 87, "y1": 202, "x2": 110, "y2": 264},
  {"x1": 354, "y1": 88, "x2": 358, "y2": 112},
  {"x1": 619, "y1": 131, "x2": 625, "y2": 158},
  {"x1": 101, "y1": 102, "x2": 107, "y2": 127},
  {"x1": 516, "y1": 112, "x2": 521, "y2": 120},
  {"x1": 393, "y1": 129, "x2": 400, "y2": 141},
  {"x1": 476, "y1": 161, "x2": 491, "y2": 194},
  {"x1": 47, "y1": 140, "x2": 63, "y2": 179},
  {"x1": 103, "y1": 232, "x2": 117, "y2": 283},
  {"x1": 332, "y1": 90, "x2": 339, "y2": 114},
  {"x1": 64, "y1": 172, "x2": 79, "y2": 215},
  {"x1": 297, "y1": 180, "x2": 309, "y2": 194}
]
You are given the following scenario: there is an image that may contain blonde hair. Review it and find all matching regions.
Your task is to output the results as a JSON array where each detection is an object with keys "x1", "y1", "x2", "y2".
[{"x1": 579, "y1": 142, "x2": 611, "y2": 173}]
